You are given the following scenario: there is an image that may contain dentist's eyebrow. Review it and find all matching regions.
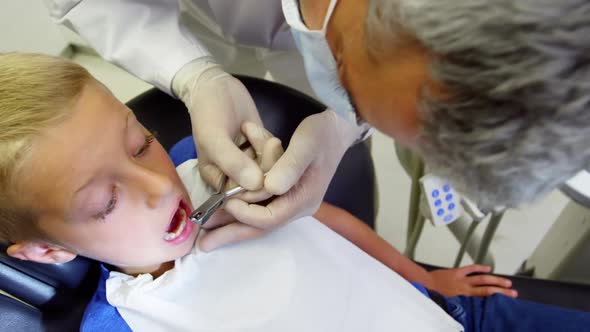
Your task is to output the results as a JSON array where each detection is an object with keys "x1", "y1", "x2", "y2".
[{"x1": 74, "y1": 111, "x2": 133, "y2": 196}]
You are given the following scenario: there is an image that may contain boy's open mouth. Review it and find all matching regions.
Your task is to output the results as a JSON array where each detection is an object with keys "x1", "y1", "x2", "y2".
[{"x1": 164, "y1": 198, "x2": 192, "y2": 242}]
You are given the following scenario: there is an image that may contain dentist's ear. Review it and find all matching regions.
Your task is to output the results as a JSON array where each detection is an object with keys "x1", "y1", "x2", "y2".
[{"x1": 6, "y1": 241, "x2": 77, "y2": 264}]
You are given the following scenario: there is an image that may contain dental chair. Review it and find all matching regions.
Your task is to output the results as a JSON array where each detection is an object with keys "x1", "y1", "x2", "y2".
[
  {"x1": 0, "y1": 75, "x2": 376, "y2": 331},
  {"x1": 395, "y1": 144, "x2": 590, "y2": 312}
]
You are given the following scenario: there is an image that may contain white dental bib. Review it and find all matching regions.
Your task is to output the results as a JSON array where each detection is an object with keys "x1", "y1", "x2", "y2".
[{"x1": 105, "y1": 159, "x2": 463, "y2": 332}]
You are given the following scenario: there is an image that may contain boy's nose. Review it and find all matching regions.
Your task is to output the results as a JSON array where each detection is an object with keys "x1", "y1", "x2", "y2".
[{"x1": 130, "y1": 167, "x2": 175, "y2": 208}]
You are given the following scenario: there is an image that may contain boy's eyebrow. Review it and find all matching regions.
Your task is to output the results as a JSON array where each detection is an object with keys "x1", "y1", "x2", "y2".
[{"x1": 74, "y1": 111, "x2": 132, "y2": 196}]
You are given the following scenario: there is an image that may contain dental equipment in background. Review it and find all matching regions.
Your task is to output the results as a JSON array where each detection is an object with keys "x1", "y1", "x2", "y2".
[{"x1": 405, "y1": 172, "x2": 505, "y2": 270}]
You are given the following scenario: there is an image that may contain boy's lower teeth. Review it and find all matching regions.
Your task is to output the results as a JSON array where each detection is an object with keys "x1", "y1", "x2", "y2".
[{"x1": 164, "y1": 209, "x2": 187, "y2": 241}]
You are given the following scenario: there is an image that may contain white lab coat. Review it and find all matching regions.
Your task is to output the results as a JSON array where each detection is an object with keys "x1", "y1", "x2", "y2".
[{"x1": 44, "y1": 0, "x2": 314, "y2": 96}]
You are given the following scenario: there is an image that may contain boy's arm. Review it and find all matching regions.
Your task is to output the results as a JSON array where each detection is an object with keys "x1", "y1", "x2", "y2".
[
  {"x1": 313, "y1": 202, "x2": 431, "y2": 284},
  {"x1": 313, "y1": 202, "x2": 517, "y2": 298}
]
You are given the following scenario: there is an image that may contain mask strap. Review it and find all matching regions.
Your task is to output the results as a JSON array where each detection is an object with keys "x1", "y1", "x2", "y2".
[
  {"x1": 283, "y1": 0, "x2": 340, "y2": 33},
  {"x1": 321, "y1": 0, "x2": 340, "y2": 33},
  {"x1": 283, "y1": 0, "x2": 310, "y2": 31}
]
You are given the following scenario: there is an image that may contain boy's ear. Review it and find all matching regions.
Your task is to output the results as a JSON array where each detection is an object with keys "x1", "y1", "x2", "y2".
[{"x1": 6, "y1": 241, "x2": 77, "y2": 264}]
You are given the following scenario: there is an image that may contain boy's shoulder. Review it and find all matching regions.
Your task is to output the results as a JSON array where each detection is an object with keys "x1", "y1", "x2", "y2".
[
  {"x1": 80, "y1": 265, "x2": 132, "y2": 332},
  {"x1": 170, "y1": 136, "x2": 197, "y2": 167}
]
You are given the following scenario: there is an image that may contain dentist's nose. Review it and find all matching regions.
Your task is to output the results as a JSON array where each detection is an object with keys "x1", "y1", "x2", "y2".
[{"x1": 128, "y1": 166, "x2": 175, "y2": 208}]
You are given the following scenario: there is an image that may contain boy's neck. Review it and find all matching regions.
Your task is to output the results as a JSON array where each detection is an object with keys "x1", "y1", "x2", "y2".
[{"x1": 118, "y1": 260, "x2": 175, "y2": 279}]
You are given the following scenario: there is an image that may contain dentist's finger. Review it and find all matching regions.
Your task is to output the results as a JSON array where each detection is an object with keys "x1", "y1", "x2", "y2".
[
  {"x1": 225, "y1": 174, "x2": 320, "y2": 229},
  {"x1": 199, "y1": 161, "x2": 226, "y2": 193},
  {"x1": 201, "y1": 134, "x2": 264, "y2": 191},
  {"x1": 200, "y1": 209, "x2": 236, "y2": 230},
  {"x1": 241, "y1": 121, "x2": 275, "y2": 156},
  {"x1": 226, "y1": 137, "x2": 283, "y2": 202},
  {"x1": 231, "y1": 190, "x2": 273, "y2": 204},
  {"x1": 261, "y1": 137, "x2": 284, "y2": 172},
  {"x1": 199, "y1": 222, "x2": 266, "y2": 252},
  {"x1": 225, "y1": 199, "x2": 283, "y2": 229},
  {"x1": 264, "y1": 135, "x2": 315, "y2": 195}
]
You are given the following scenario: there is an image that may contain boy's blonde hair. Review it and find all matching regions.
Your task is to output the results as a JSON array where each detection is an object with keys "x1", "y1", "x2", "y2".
[{"x1": 0, "y1": 53, "x2": 91, "y2": 242}]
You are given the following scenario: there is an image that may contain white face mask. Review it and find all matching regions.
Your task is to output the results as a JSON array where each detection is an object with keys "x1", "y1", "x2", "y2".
[{"x1": 282, "y1": 0, "x2": 357, "y2": 123}]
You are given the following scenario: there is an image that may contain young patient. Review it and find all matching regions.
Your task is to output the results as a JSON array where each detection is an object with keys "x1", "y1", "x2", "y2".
[{"x1": 2, "y1": 53, "x2": 589, "y2": 332}]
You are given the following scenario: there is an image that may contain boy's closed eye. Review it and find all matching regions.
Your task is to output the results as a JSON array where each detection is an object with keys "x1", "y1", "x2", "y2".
[
  {"x1": 134, "y1": 133, "x2": 155, "y2": 158},
  {"x1": 72, "y1": 111, "x2": 155, "y2": 223},
  {"x1": 92, "y1": 132, "x2": 156, "y2": 222}
]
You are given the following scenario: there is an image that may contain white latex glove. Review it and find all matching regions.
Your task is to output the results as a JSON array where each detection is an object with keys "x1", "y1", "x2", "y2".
[
  {"x1": 172, "y1": 57, "x2": 264, "y2": 192},
  {"x1": 200, "y1": 110, "x2": 364, "y2": 251},
  {"x1": 199, "y1": 121, "x2": 284, "y2": 251}
]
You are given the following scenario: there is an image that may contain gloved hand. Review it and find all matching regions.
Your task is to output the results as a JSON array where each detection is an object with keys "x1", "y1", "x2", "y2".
[
  {"x1": 424, "y1": 265, "x2": 518, "y2": 298},
  {"x1": 200, "y1": 109, "x2": 365, "y2": 251},
  {"x1": 199, "y1": 121, "x2": 284, "y2": 251},
  {"x1": 172, "y1": 57, "x2": 265, "y2": 192}
]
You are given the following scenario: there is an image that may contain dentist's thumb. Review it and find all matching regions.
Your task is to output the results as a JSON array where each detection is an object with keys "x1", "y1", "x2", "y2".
[{"x1": 263, "y1": 130, "x2": 317, "y2": 196}]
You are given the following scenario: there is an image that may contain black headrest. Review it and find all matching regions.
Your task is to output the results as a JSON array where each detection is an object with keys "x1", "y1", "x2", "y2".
[{"x1": 128, "y1": 75, "x2": 329, "y2": 151}]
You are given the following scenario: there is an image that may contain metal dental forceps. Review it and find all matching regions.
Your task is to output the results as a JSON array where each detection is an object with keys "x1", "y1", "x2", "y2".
[
  {"x1": 189, "y1": 179, "x2": 246, "y2": 226},
  {"x1": 189, "y1": 141, "x2": 251, "y2": 226}
]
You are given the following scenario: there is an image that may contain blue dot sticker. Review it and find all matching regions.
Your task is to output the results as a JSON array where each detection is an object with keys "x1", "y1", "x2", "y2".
[
  {"x1": 434, "y1": 199, "x2": 442, "y2": 207},
  {"x1": 445, "y1": 193, "x2": 453, "y2": 201},
  {"x1": 437, "y1": 209, "x2": 444, "y2": 216},
  {"x1": 444, "y1": 214, "x2": 453, "y2": 222},
  {"x1": 432, "y1": 190, "x2": 440, "y2": 198},
  {"x1": 443, "y1": 184, "x2": 451, "y2": 192},
  {"x1": 448, "y1": 203, "x2": 456, "y2": 210}
]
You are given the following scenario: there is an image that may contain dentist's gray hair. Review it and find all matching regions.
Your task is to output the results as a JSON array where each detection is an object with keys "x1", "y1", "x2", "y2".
[{"x1": 365, "y1": 0, "x2": 590, "y2": 208}]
